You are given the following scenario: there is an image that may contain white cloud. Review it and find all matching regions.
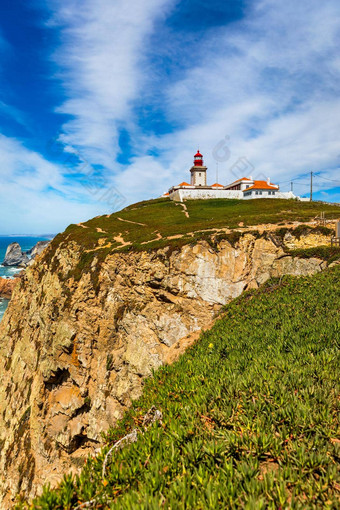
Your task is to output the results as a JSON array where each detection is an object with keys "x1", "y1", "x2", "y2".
[
  {"x1": 2, "y1": 0, "x2": 340, "y2": 234},
  {"x1": 47, "y1": 0, "x2": 174, "y2": 169},
  {"x1": 0, "y1": 135, "x2": 110, "y2": 234},
  {"x1": 47, "y1": 0, "x2": 340, "y2": 204}
]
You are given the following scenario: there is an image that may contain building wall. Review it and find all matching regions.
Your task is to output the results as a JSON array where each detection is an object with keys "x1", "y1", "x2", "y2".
[
  {"x1": 169, "y1": 189, "x2": 304, "y2": 202},
  {"x1": 191, "y1": 168, "x2": 207, "y2": 186},
  {"x1": 242, "y1": 190, "x2": 297, "y2": 200},
  {"x1": 170, "y1": 189, "x2": 243, "y2": 201},
  {"x1": 225, "y1": 182, "x2": 253, "y2": 191}
]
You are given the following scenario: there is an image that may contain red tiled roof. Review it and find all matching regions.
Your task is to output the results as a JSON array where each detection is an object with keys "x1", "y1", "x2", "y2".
[
  {"x1": 228, "y1": 177, "x2": 252, "y2": 186},
  {"x1": 211, "y1": 183, "x2": 224, "y2": 188},
  {"x1": 178, "y1": 181, "x2": 191, "y2": 187},
  {"x1": 244, "y1": 180, "x2": 279, "y2": 191}
]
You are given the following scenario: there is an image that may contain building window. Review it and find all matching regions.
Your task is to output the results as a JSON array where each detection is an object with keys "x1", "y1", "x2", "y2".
[
  {"x1": 199, "y1": 173, "x2": 201, "y2": 177},
  {"x1": 255, "y1": 191, "x2": 259, "y2": 195},
  {"x1": 259, "y1": 191, "x2": 262, "y2": 195}
]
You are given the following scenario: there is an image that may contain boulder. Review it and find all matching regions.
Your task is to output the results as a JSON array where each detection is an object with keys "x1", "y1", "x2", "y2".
[
  {"x1": 2, "y1": 241, "x2": 50, "y2": 268},
  {"x1": 2, "y1": 243, "x2": 29, "y2": 267}
]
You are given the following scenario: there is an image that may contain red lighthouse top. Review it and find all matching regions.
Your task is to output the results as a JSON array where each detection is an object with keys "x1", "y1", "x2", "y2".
[{"x1": 194, "y1": 150, "x2": 203, "y2": 166}]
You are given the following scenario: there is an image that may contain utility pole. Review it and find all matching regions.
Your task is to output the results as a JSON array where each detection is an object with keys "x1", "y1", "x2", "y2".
[
  {"x1": 310, "y1": 171, "x2": 313, "y2": 201},
  {"x1": 291, "y1": 181, "x2": 293, "y2": 192}
]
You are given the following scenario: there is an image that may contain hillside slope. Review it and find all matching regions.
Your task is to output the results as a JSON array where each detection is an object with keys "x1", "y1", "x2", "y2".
[
  {"x1": 20, "y1": 265, "x2": 340, "y2": 509},
  {"x1": 52, "y1": 197, "x2": 340, "y2": 255},
  {"x1": 0, "y1": 198, "x2": 339, "y2": 506}
]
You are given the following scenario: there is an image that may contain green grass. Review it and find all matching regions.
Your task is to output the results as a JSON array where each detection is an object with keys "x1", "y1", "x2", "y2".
[
  {"x1": 63, "y1": 198, "x2": 340, "y2": 251},
  {"x1": 42, "y1": 198, "x2": 339, "y2": 284},
  {"x1": 288, "y1": 246, "x2": 340, "y2": 265},
  {"x1": 19, "y1": 266, "x2": 340, "y2": 509}
]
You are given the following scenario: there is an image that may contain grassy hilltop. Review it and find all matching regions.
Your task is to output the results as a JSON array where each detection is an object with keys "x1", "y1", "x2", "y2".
[
  {"x1": 19, "y1": 265, "x2": 340, "y2": 509},
  {"x1": 43, "y1": 198, "x2": 340, "y2": 286},
  {"x1": 52, "y1": 198, "x2": 340, "y2": 254}
]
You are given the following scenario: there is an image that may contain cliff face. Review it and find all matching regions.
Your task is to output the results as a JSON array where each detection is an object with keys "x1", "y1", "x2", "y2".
[
  {"x1": 0, "y1": 230, "x2": 330, "y2": 506},
  {"x1": 0, "y1": 277, "x2": 18, "y2": 299}
]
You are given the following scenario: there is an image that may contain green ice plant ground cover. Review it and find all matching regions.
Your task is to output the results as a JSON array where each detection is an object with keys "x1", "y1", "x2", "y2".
[{"x1": 19, "y1": 266, "x2": 340, "y2": 509}]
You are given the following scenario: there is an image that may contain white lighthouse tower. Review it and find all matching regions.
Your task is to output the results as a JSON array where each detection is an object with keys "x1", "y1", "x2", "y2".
[{"x1": 190, "y1": 150, "x2": 207, "y2": 186}]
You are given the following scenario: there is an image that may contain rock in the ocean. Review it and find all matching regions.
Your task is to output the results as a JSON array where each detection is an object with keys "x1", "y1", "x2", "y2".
[
  {"x1": 2, "y1": 241, "x2": 50, "y2": 268},
  {"x1": 2, "y1": 243, "x2": 29, "y2": 267}
]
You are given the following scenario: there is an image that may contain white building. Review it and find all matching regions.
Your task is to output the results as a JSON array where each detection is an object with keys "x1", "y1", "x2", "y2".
[{"x1": 166, "y1": 150, "x2": 305, "y2": 202}]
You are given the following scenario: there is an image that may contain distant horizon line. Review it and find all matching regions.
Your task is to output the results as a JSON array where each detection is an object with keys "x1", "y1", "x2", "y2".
[{"x1": 0, "y1": 234, "x2": 55, "y2": 238}]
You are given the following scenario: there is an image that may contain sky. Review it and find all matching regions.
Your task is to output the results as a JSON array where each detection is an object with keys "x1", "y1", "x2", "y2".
[{"x1": 0, "y1": 0, "x2": 340, "y2": 234}]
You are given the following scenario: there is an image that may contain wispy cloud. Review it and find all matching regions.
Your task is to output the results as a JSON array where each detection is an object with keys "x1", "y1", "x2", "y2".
[
  {"x1": 46, "y1": 0, "x2": 175, "y2": 169},
  {"x1": 47, "y1": 0, "x2": 340, "y2": 202},
  {"x1": 0, "y1": 134, "x2": 109, "y2": 234},
  {"x1": 1, "y1": 0, "x2": 340, "y2": 234}
]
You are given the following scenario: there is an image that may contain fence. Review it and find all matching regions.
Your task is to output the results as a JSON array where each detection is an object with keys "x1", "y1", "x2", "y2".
[{"x1": 331, "y1": 220, "x2": 340, "y2": 246}]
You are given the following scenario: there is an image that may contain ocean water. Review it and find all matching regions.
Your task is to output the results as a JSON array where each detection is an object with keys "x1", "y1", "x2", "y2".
[{"x1": 0, "y1": 236, "x2": 50, "y2": 322}]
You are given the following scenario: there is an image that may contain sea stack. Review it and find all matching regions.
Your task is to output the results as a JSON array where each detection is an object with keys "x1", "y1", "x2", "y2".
[{"x1": 2, "y1": 242, "x2": 29, "y2": 267}]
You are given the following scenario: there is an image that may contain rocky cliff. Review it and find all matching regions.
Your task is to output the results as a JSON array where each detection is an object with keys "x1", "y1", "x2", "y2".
[
  {"x1": 0, "y1": 277, "x2": 19, "y2": 299},
  {"x1": 0, "y1": 226, "x2": 333, "y2": 507}
]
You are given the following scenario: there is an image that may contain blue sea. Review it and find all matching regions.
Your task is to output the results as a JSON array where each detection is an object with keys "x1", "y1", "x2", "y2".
[{"x1": 0, "y1": 236, "x2": 50, "y2": 322}]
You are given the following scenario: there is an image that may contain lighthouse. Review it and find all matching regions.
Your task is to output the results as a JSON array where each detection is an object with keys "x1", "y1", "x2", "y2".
[
  {"x1": 166, "y1": 148, "x2": 290, "y2": 201},
  {"x1": 190, "y1": 150, "x2": 207, "y2": 186}
]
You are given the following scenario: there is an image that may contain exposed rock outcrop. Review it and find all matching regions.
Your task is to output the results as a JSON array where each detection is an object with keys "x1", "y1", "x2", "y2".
[
  {"x1": 2, "y1": 242, "x2": 29, "y2": 267},
  {"x1": 2, "y1": 240, "x2": 50, "y2": 268},
  {"x1": 0, "y1": 277, "x2": 19, "y2": 299},
  {"x1": 0, "y1": 230, "x2": 331, "y2": 506},
  {"x1": 27, "y1": 241, "x2": 50, "y2": 262}
]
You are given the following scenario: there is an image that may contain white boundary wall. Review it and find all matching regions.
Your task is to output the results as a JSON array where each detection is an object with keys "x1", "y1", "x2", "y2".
[
  {"x1": 169, "y1": 189, "x2": 307, "y2": 202},
  {"x1": 170, "y1": 189, "x2": 243, "y2": 201}
]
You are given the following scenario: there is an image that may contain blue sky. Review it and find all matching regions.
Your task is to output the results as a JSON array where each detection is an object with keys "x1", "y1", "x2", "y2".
[{"x1": 0, "y1": 0, "x2": 340, "y2": 234}]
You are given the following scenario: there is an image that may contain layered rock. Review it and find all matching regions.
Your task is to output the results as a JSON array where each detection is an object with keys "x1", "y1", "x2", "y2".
[{"x1": 0, "y1": 230, "x2": 330, "y2": 506}]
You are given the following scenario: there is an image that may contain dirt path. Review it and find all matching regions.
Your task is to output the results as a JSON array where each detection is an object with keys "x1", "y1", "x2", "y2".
[
  {"x1": 113, "y1": 233, "x2": 132, "y2": 248},
  {"x1": 83, "y1": 218, "x2": 332, "y2": 253},
  {"x1": 117, "y1": 217, "x2": 147, "y2": 227},
  {"x1": 161, "y1": 219, "x2": 328, "y2": 244},
  {"x1": 141, "y1": 232, "x2": 163, "y2": 245},
  {"x1": 85, "y1": 242, "x2": 112, "y2": 253},
  {"x1": 175, "y1": 202, "x2": 189, "y2": 218}
]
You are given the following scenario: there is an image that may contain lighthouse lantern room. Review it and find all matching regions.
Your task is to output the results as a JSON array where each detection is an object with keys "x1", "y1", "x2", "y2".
[{"x1": 190, "y1": 150, "x2": 207, "y2": 186}]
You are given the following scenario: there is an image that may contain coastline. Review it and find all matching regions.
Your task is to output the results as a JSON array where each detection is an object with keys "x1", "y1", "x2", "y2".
[{"x1": 0, "y1": 235, "x2": 51, "y2": 321}]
